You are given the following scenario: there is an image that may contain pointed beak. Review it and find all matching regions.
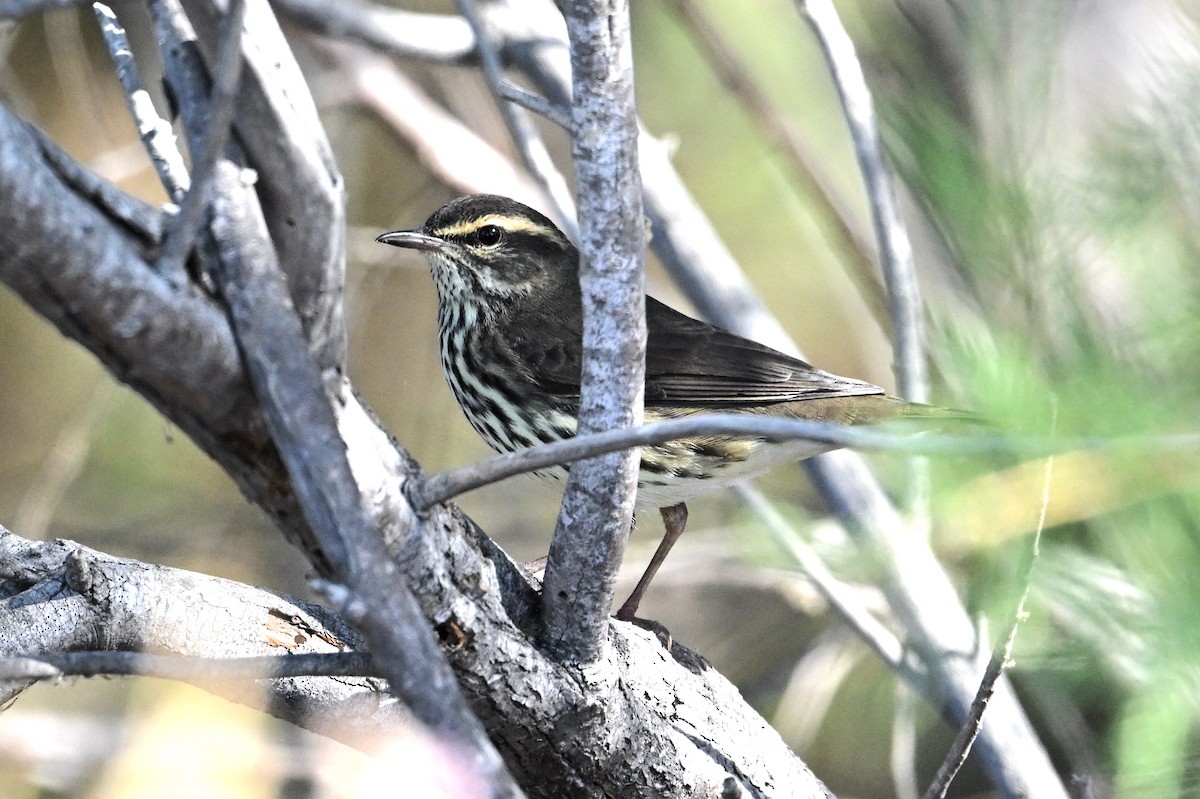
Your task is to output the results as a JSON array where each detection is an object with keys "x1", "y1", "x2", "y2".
[{"x1": 375, "y1": 229, "x2": 447, "y2": 252}]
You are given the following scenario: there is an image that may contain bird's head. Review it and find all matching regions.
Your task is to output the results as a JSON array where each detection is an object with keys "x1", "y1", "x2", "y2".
[{"x1": 376, "y1": 195, "x2": 576, "y2": 307}]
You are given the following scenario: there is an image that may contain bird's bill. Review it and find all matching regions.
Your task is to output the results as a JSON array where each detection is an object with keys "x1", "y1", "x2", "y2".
[{"x1": 375, "y1": 229, "x2": 447, "y2": 252}]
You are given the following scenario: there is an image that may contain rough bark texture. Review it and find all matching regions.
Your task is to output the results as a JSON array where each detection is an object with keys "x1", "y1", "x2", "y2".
[{"x1": 541, "y1": 0, "x2": 648, "y2": 664}]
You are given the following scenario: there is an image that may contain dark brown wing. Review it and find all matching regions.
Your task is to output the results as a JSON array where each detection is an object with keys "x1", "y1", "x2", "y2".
[
  {"x1": 518, "y1": 293, "x2": 883, "y2": 408},
  {"x1": 643, "y1": 297, "x2": 883, "y2": 407}
]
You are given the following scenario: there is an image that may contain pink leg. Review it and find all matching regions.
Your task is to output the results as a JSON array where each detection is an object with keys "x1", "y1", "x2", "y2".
[{"x1": 615, "y1": 503, "x2": 688, "y2": 622}]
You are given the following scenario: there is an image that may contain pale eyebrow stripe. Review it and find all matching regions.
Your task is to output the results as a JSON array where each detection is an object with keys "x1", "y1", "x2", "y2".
[{"x1": 434, "y1": 214, "x2": 568, "y2": 245}]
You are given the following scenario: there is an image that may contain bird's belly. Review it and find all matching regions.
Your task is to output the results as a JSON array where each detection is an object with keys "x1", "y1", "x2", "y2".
[{"x1": 632, "y1": 436, "x2": 836, "y2": 509}]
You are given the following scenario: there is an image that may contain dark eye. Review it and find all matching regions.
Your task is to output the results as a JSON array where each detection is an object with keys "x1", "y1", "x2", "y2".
[{"x1": 475, "y1": 225, "x2": 504, "y2": 247}]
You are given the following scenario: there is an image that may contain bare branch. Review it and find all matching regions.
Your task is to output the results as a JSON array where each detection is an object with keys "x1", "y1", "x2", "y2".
[
  {"x1": 0, "y1": 106, "x2": 253, "y2": 429},
  {"x1": 798, "y1": 0, "x2": 927, "y2": 405},
  {"x1": 797, "y1": 0, "x2": 932, "y2": 533},
  {"x1": 0, "y1": 21, "x2": 835, "y2": 793},
  {"x1": 206, "y1": 158, "x2": 521, "y2": 796},
  {"x1": 0, "y1": 528, "x2": 403, "y2": 748},
  {"x1": 499, "y1": 82, "x2": 572, "y2": 130},
  {"x1": 455, "y1": 0, "x2": 578, "y2": 240},
  {"x1": 923, "y1": 436, "x2": 1055, "y2": 799},
  {"x1": 541, "y1": 0, "x2": 646, "y2": 663},
  {"x1": 28, "y1": 122, "x2": 167, "y2": 238},
  {"x1": 414, "y1": 414, "x2": 1198, "y2": 510},
  {"x1": 156, "y1": 0, "x2": 247, "y2": 278},
  {"x1": 92, "y1": 2, "x2": 190, "y2": 205},
  {"x1": 663, "y1": 0, "x2": 887, "y2": 327},
  {"x1": 180, "y1": 0, "x2": 347, "y2": 373},
  {"x1": 0, "y1": 651, "x2": 376, "y2": 680}
]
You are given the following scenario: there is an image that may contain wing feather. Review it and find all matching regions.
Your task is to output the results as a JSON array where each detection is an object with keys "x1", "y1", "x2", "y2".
[{"x1": 518, "y1": 294, "x2": 884, "y2": 408}]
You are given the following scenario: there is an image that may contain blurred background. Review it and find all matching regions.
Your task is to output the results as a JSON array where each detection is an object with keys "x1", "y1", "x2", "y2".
[{"x1": 4, "y1": 0, "x2": 1200, "y2": 796}]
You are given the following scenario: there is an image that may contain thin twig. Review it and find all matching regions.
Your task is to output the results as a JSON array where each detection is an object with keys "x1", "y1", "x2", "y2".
[
  {"x1": 664, "y1": 0, "x2": 888, "y2": 328},
  {"x1": 922, "y1": 428, "x2": 1055, "y2": 799},
  {"x1": 798, "y1": 0, "x2": 932, "y2": 532},
  {"x1": 455, "y1": 0, "x2": 578, "y2": 240},
  {"x1": 798, "y1": 0, "x2": 927, "y2": 405},
  {"x1": 92, "y1": 3, "x2": 190, "y2": 205},
  {"x1": 413, "y1": 413, "x2": 1198, "y2": 509},
  {"x1": 156, "y1": 0, "x2": 247, "y2": 278},
  {"x1": 738, "y1": 485, "x2": 913, "y2": 678},
  {"x1": 500, "y1": 81, "x2": 572, "y2": 130},
  {"x1": 0, "y1": 651, "x2": 377, "y2": 680}
]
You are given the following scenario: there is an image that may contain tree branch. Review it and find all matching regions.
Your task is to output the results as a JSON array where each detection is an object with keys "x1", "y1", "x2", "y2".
[
  {"x1": 156, "y1": 0, "x2": 247, "y2": 279},
  {"x1": 92, "y1": 2, "x2": 190, "y2": 205},
  {"x1": 205, "y1": 157, "x2": 522, "y2": 796},
  {"x1": 0, "y1": 651, "x2": 376, "y2": 680},
  {"x1": 0, "y1": 60, "x2": 837, "y2": 795},
  {"x1": 797, "y1": 0, "x2": 927, "y2": 406},
  {"x1": 0, "y1": 528, "x2": 403, "y2": 749},
  {"x1": 797, "y1": 0, "x2": 932, "y2": 535},
  {"x1": 179, "y1": 0, "x2": 347, "y2": 373},
  {"x1": 414, "y1": 415, "x2": 1194, "y2": 510},
  {"x1": 662, "y1": 0, "x2": 888, "y2": 328},
  {"x1": 540, "y1": 0, "x2": 646, "y2": 663},
  {"x1": 455, "y1": 0, "x2": 578, "y2": 240}
]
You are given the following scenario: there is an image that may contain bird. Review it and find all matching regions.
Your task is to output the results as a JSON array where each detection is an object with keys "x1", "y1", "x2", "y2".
[{"x1": 377, "y1": 194, "x2": 956, "y2": 622}]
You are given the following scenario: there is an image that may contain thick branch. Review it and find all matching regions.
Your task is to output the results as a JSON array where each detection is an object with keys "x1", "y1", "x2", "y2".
[
  {"x1": 206, "y1": 158, "x2": 521, "y2": 796},
  {"x1": 0, "y1": 528, "x2": 402, "y2": 748},
  {"x1": 541, "y1": 0, "x2": 646, "y2": 664},
  {"x1": 179, "y1": 0, "x2": 347, "y2": 372}
]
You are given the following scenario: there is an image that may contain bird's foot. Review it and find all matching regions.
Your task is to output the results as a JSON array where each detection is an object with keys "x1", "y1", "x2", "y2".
[{"x1": 615, "y1": 606, "x2": 673, "y2": 649}]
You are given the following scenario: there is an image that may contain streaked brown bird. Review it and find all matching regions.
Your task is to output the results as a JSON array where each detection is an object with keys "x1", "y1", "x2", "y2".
[{"x1": 378, "y1": 194, "x2": 952, "y2": 621}]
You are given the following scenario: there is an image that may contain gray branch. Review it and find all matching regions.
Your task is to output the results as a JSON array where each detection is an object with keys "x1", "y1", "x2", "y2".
[
  {"x1": 206, "y1": 157, "x2": 521, "y2": 796},
  {"x1": 92, "y1": 2, "x2": 190, "y2": 204},
  {"x1": 0, "y1": 529, "x2": 404, "y2": 749},
  {"x1": 179, "y1": 0, "x2": 347, "y2": 374},
  {"x1": 798, "y1": 0, "x2": 927, "y2": 405},
  {"x1": 540, "y1": 0, "x2": 647, "y2": 664},
  {"x1": 796, "y1": 0, "x2": 933, "y2": 537},
  {"x1": 0, "y1": 651, "x2": 376, "y2": 680},
  {"x1": 155, "y1": 0, "x2": 247, "y2": 278}
]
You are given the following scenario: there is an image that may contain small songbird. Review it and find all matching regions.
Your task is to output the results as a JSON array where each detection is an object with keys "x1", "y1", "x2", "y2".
[{"x1": 378, "y1": 194, "x2": 952, "y2": 621}]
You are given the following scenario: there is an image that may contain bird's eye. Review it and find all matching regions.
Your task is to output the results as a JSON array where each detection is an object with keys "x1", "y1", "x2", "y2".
[{"x1": 475, "y1": 225, "x2": 504, "y2": 247}]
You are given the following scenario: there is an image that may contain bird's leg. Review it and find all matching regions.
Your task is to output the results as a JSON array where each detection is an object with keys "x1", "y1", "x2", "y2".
[{"x1": 615, "y1": 502, "x2": 688, "y2": 622}]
